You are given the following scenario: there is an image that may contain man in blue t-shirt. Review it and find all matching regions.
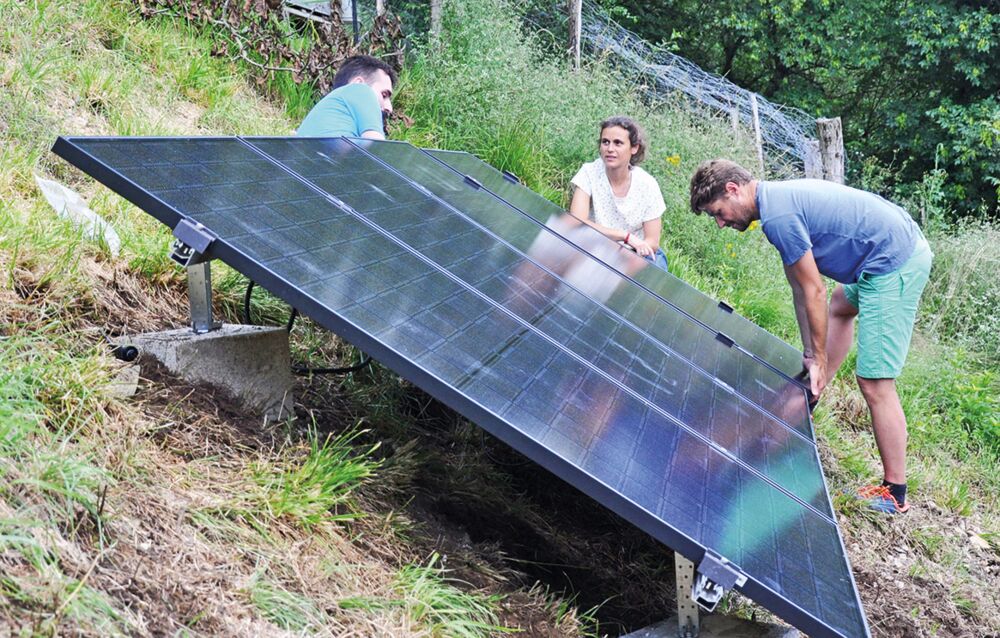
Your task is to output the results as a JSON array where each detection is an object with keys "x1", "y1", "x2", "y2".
[
  {"x1": 297, "y1": 55, "x2": 396, "y2": 139},
  {"x1": 689, "y1": 159, "x2": 934, "y2": 515}
]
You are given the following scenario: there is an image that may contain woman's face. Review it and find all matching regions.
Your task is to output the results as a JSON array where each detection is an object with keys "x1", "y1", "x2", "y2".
[{"x1": 599, "y1": 125, "x2": 638, "y2": 170}]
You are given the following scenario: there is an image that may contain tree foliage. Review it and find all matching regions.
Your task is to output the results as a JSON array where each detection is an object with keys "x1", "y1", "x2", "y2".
[{"x1": 607, "y1": 0, "x2": 999, "y2": 217}]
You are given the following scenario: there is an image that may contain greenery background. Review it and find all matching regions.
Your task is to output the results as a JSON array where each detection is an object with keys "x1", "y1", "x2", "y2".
[
  {"x1": 586, "y1": 0, "x2": 1000, "y2": 221},
  {"x1": 0, "y1": 0, "x2": 997, "y2": 635}
]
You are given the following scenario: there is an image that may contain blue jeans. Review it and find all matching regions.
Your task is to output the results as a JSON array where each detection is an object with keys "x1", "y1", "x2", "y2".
[{"x1": 645, "y1": 249, "x2": 669, "y2": 273}]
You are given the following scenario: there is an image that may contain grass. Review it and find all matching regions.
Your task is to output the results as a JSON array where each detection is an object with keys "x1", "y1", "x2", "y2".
[
  {"x1": 393, "y1": 554, "x2": 511, "y2": 637},
  {"x1": 251, "y1": 424, "x2": 380, "y2": 527},
  {"x1": 247, "y1": 570, "x2": 328, "y2": 633},
  {"x1": 2, "y1": 0, "x2": 999, "y2": 635},
  {"x1": 0, "y1": 335, "x2": 125, "y2": 634}
]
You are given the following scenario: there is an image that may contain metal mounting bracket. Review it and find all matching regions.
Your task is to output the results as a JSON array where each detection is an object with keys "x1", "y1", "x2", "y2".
[
  {"x1": 692, "y1": 550, "x2": 748, "y2": 613},
  {"x1": 169, "y1": 219, "x2": 216, "y2": 267},
  {"x1": 169, "y1": 220, "x2": 220, "y2": 334},
  {"x1": 714, "y1": 332, "x2": 735, "y2": 348},
  {"x1": 186, "y1": 262, "x2": 220, "y2": 334},
  {"x1": 675, "y1": 552, "x2": 700, "y2": 637}
]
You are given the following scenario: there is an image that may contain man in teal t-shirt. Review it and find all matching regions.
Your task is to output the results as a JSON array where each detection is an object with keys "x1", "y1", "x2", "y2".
[
  {"x1": 297, "y1": 55, "x2": 396, "y2": 139},
  {"x1": 689, "y1": 159, "x2": 934, "y2": 515}
]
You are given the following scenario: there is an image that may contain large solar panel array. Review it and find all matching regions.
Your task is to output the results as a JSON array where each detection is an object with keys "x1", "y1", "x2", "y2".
[{"x1": 52, "y1": 135, "x2": 868, "y2": 638}]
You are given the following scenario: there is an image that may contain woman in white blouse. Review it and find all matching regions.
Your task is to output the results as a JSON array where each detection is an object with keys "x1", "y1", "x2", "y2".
[{"x1": 569, "y1": 115, "x2": 668, "y2": 271}]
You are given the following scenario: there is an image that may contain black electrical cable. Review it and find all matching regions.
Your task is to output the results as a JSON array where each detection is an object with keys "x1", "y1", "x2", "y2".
[
  {"x1": 243, "y1": 280, "x2": 372, "y2": 375},
  {"x1": 103, "y1": 332, "x2": 139, "y2": 362}
]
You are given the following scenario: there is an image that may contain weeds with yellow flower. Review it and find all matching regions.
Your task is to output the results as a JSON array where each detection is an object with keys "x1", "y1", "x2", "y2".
[{"x1": 665, "y1": 154, "x2": 681, "y2": 168}]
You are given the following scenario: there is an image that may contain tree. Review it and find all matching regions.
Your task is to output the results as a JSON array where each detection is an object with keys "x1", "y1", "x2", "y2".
[{"x1": 606, "y1": 0, "x2": 999, "y2": 217}]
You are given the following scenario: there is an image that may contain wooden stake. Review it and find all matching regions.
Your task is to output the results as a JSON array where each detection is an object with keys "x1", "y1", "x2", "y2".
[
  {"x1": 749, "y1": 94, "x2": 764, "y2": 175},
  {"x1": 816, "y1": 117, "x2": 845, "y2": 184},
  {"x1": 568, "y1": 0, "x2": 582, "y2": 71},
  {"x1": 430, "y1": 0, "x2": 442, "y2": 39}
]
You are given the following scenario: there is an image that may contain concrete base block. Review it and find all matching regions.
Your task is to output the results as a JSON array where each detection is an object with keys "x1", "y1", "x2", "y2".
[
  {"x1": 621, "y1": 614, "x2": 799, "y2": 638},
  {"x1": 124, "y1": 324, "x2": 295, "y2": 423},
  {"x1": 107, "y1": 362, "x2": 141, "y2": 398}
]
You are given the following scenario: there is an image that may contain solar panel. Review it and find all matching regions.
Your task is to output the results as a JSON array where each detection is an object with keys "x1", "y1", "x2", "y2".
[
  {"x1": 52, "y1": 135, "x2": 869, "y2": 638},
  {"x1": 356, "y1": 141, "x2": 814, "y2": 437},
  {"x1": 425, "y1": 148, "x2": 807, "y2": 382}
]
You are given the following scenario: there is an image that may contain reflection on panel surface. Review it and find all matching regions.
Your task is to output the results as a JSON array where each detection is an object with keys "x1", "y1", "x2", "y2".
[
  {"x1": 52, "y1": 136, "x2": 868, "y2": 638},
  {"x1": 362, "y1": 140, "x2": 812, "y2": 437},
  {"x1": 426, "y1": 148, "x2": 806, "y2": 381}
]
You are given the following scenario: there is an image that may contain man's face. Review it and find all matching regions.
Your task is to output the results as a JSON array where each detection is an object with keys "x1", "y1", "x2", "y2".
[
  {"x1": 703, "y1": 182, "x2": 755, "y2": 232},
  {"x1": 365, "y1": 69, "x2": 393, "y2": 113}
]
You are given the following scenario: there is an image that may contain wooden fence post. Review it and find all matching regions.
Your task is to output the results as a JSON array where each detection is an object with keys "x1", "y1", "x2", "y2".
[
  {"x1": 816, "y1": 117, "x2": 845, "y2": 184},
  {"x1": 430, "y1": 0, "x2": 442, "y2": 40},
  {"x1": 803, "y1": 139, "x2": 822, "y2": 178},
  {"x1": 568, "y1": 0, "x2": 582, "y2": 71},
  {"x1": 749, "y1": 93, "x2": 764, "y2": 175}
]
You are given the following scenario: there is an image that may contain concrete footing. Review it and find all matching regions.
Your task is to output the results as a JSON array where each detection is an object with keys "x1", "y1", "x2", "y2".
[
  {"x1": 123, "y1": 324, "x2": 295, "y2": 423},
  {"x1": 621, "y1": 614, "x2": 799, "y2": 638}
]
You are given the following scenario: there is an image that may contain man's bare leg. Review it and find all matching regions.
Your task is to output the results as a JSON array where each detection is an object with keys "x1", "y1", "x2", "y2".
[
  {"x1": 856, "y1": 376, "x2": 908, "y2": 484},
  {"x1": 827, "y1": 285, "x2": 858, "y2": 376}
]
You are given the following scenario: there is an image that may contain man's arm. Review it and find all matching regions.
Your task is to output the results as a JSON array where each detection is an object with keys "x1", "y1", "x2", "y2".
[
  {"x1": 360, "y1": 129, "x2": 386, "y2": 140},
  {"x1": 783, "y1": 249, "x2": 829, "y2": 397}
]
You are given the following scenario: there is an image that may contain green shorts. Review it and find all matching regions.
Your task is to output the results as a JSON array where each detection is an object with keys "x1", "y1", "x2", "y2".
[{"x1": 842, "y1": 239, "x2": 933, "y2": 379}]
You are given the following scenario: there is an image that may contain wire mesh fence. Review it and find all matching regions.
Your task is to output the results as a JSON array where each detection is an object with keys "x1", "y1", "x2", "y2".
[{"x1": 526, "y1": 0, "x2": 819, "y2": 175}]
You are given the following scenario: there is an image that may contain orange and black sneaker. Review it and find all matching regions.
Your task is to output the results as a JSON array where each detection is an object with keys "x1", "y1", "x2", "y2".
[{"x1": 857, "y1": 484, "x2": 910, "y2": 514}]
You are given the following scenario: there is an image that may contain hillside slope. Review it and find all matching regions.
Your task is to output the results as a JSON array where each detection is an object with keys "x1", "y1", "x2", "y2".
[{"x1": 2, "y1": 0, "x2": 998, "y2": 637}]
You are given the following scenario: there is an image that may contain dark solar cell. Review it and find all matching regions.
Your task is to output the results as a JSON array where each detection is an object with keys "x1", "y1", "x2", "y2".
[
  {"x1": 426, "y1": 148, "x2": 806, "y2": 381},
  {"x1": 52, "y1": 135, "x2": 868, "y2": 638}
]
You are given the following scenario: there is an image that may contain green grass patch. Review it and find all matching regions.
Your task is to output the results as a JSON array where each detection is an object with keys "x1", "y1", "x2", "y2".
[
  {"x1": 397, "y1": 553, "x2": 511, "y2": 637},
  {"x1": 252, "y1": 425, "x2": 380, "y2": 528},
  {"x1": 340, "y1": 553, "x2": 512, "y2": 636}
]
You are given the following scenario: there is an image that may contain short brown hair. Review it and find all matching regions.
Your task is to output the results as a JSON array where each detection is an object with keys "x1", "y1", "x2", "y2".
[
  {"x1": 689, "y1": 159, "x2": 753, "y2": 213},
  {"x1": 599, "y1": 116, "x2": 648, "y2": 165},
  {"x1": 332, "y1": 55, "x2": 397, "y2": 90}
]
